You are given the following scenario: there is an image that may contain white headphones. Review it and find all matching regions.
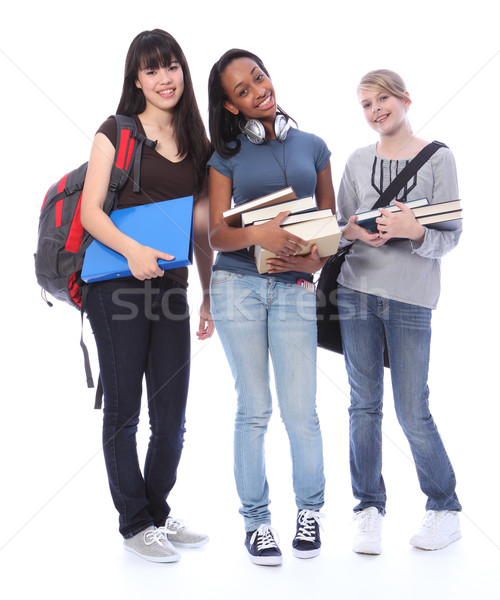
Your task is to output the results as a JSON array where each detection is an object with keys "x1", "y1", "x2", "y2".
[{"x1": 240, "y1": 113, "x2": 290, "y2": 144}]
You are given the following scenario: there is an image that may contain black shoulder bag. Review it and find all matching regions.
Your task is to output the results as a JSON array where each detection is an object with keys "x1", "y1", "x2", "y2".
[{"x1": 316, "y1": 141, "x2": 446, "y2": 367}]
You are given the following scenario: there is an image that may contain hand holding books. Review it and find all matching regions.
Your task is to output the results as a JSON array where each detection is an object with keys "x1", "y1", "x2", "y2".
[
  {"x1": 345, "y1": 197, "x2": 462, "y2": 247},
  {"x1": 376, "y1": 200, "x2": 427, "y2": 243},
  {"x1": 253, "y1": 210, "x2": 308, "y2": 257}
]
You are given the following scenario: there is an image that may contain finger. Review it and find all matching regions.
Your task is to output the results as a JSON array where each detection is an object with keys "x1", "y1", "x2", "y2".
[
  {"x1": 309, "y1": 244, "x2": 320, "y2": 259},
  {"x1": 286, "y1": 238, "x2": 307, "y2": 254},
  {"x1": 157, "y1": 251, "x2": 175, "y2": 262},
  {"x1": 273, "y1": 210, "x2": 292, "y2": 225}
]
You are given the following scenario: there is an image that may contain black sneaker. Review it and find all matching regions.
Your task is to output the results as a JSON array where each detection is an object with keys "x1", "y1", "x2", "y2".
[
  {"x1": 292, "y1": 509, "x2": 324, "y2": 558},
  {"x1": 245, "y1": 524, "x2": 282, "y2": 566}
]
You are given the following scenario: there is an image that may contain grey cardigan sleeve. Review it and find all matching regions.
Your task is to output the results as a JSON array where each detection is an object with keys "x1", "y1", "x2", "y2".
[{"x1": 411, "y1": 148, "x2": 462, "y2": 259}]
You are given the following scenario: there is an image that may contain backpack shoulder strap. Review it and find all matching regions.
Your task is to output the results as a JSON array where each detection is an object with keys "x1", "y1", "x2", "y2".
[
  {"x1": 371, "y1": 141, "x2": 447, "y2": 211},
  {"x1": 110, "y1": 114, "x2": 157, "y2": 195}
]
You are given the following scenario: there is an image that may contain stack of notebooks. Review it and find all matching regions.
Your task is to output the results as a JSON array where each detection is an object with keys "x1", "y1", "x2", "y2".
[
  {"x1": 222, "y1": 187, "x2": 341, "y2": 274},
  {"x1": 355, "y1": 197, "x2": 463, "y2": 232}
]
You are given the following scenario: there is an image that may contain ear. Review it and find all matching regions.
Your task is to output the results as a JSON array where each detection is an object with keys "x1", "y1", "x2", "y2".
[
  {"x1": 403, "y1": 90, "x2": 412, "y2": 107},
  {"x1": 223, "y1": 100, "x2": 239, "y2": 116},
  {"x1": 135, "y1": 79, "x2": 142, "y2": 90}
]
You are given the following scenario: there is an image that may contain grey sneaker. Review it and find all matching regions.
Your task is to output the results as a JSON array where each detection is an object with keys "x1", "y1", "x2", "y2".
[
  {"x1": 410, "y1": 510, "x2": 461, "y2": 550},
  {"x1": 159, "y1": 517, "x2": 209, "y2": 548},
  {"x1": 353, "y1": 507, "x2": 383, "y2": 555},
  {"x1": 123, "y1": 526, "x2": 180, "y2": 563}
]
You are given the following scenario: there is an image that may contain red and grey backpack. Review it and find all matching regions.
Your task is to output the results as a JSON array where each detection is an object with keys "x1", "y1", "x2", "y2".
[{"x1": 34, "y1": 114, "x2": 156, "y2": 405}]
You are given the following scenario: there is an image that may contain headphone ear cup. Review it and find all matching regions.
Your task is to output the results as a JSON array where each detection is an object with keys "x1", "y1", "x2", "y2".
[
  {"x1": 240, "y1": 119, "x2": 266, "y2": 144},
  {"x1": 274, "y1": 114, "x2": 290, "y2": 141}
]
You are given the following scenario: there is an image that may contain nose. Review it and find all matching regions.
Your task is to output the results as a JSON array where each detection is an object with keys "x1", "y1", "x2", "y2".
[
  {"x1": 254, "y1": 81, "x2": 267, "y2": 99},
  {"x1": 372, "y1": 103, "x2": 380, "y2": 112},
  {"x1": 159, "y1": 67, "x2": 173, "y2": 83}
]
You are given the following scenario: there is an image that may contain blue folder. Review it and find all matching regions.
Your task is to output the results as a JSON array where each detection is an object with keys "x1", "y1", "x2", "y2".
[{"x1": 81, "y1": 196, "x2": 193, "y2": 283}]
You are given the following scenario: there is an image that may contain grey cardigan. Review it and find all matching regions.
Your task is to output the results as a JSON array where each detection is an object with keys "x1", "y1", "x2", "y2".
[{"x1": 336, "y1": 144, "x2": 461, "y2": 309}]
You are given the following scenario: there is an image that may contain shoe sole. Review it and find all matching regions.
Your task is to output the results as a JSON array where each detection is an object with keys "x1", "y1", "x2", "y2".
[
  {"x1": 353, "y1": 547, "x2": 381, "y2": 555},
  {"x1": 409, "y1": 531, "x2": 461, "y2": 551},
  {"x1": 124, "y1": 545, "x2": 181, "y2": 563},
  {"x1": 168, "y1": 537, "x2": 210, "y2": 548},
  {"x1": 248, "y1": 555, "x2": 283, "y2": 566},
  {"x1": 292, "y1": 548, "x2": 321, "y2": 559}
]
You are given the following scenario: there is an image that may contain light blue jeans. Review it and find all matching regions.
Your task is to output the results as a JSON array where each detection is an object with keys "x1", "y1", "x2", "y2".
[
  {"x1": 337, "y1": 285, "x2": 461, "y2": 514},
  {"x1": 210, "y1": 270, "x2": 325, "y2": 531}
]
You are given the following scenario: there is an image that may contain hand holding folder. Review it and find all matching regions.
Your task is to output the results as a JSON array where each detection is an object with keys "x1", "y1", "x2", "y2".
[
  {"x1": 125, "y1": 242, "x2": 176, "y2": 280},
  {"x1": 81, "y1": 196, "x2": 194, "y2": 283}
]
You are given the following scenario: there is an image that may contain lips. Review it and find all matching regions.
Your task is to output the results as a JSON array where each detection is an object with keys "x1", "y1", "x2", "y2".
[
  {"x1": 256, "y1": 93, "x2": 275, "y2": 110},
  {"x1": 158, "y1": 88, "x2": 175, "y2": 98},
  {"x1": 374, "y1": 113, "x2": 389, "y2": 123}
]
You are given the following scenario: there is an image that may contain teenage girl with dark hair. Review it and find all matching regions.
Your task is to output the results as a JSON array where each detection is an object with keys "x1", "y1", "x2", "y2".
[
  {"x1": 207, "y1": 48, "x2": 335, "y2": 566},
  {"x1": 336, "y1": 69, "x2": 462, "y2": 555},
  {"x1": 81, "y1": 29, "x2": 214, "y2": 563}
]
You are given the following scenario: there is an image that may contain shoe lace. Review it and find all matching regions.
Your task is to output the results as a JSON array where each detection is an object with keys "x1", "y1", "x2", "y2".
[
  {"x1": 156, "y1": 517, "x2": 185, "y2": 540},
  {"x1": 421, "y1": 510, "x2": 450, "y2": 531},
  {"x1": 295, "y1": 510, "x2": 325, "y2": 542},
  {"x1": 250, "y1": 524, "x2": 280, "y2": 551},
  {"x1": 143, "y1": 528, "x2": 167, "y2": 547},
  {"x1": 355, "y1": 509, "x2": 380, "y2": 534}
]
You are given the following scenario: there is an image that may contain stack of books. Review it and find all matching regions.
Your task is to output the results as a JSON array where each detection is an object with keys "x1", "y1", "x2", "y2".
[
  {"x1": 355, "y1": 197, "x2": 463, "y2": 232},
  {"x1": 222, "y1": 187, "x2": 341, "y2": 274},
  {"x1": 222, "y1": 186, "x2": 297, "y2": 227}
]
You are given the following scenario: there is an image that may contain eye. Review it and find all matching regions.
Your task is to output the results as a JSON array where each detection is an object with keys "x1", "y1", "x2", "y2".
[
  {"x1": 362, "y1": 102, "x2": 370, "y2": 109},
  {"x1": 238, "y1": 87, "x2": 248, "y2": 97}
]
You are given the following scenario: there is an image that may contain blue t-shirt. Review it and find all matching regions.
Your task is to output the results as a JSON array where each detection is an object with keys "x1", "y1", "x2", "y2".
[{"x1": 208, "y1": 128, "x2": 331, "y2": 283}]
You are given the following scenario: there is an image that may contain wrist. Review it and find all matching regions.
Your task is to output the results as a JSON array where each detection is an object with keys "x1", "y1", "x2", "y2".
[
  {"x1": 342, "y1": 226, "x2": 356, "y2": 242},
  {"x1": 409, "y1": 223, "x2": 425, "y2": 244},
  {"x1": 120, "y1": 237, "x2": 142, "y2": 261}
]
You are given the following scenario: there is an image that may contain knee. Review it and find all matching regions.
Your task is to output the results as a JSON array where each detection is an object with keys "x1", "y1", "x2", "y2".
[
  {"x1": 280, "y1": 404, "x2": 321, "y2": 439},
  {"x1": 349, "y1": 395, "x2": 383, "y2": 416},
  {"x1": 235, "y1": 402, "x2": 272, "y2": 429}
]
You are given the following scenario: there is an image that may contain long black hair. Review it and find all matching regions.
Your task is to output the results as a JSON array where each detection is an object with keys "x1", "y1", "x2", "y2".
[
  {"x1": 208, "y1": 48, "x2": 294, "y2": 158},
  {"x1": 117, "y1": 29, "x2": 210, "y2": 195}
]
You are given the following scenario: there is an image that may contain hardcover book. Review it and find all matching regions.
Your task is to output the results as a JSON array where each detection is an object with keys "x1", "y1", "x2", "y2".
[
  {"x1": 356, "y1": 198, "x2": 462, "y2": 232},
  {"x1": 241, "y1": 196, "x2": 316, "y2": 227},
  {"x1": 356, "y1": 198, "x2": 429, "y2": 232},
  {"x1": 254, "y1": 211, "x2": 340, "y2": 274},
  {"x1": 222, "y1": 186, "x2": 297, "y2": 227}
]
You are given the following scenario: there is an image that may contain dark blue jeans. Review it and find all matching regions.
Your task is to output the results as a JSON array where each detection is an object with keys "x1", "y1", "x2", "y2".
[{"x1": 86, "y1": 275, "x2": 190, "y2": 538}]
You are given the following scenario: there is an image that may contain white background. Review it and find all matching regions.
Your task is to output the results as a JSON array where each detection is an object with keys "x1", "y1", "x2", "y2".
[{"x1": 1, "y1": 1, "x2": 499, "y2": 598}]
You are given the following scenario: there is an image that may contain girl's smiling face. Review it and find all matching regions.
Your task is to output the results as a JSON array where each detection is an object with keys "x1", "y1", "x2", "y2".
[
  {"x1": 358, "y1": 88, "x2": 411, "y2": 136},
  {"x1": 135, "y1": 59, "x2": 185, "y2": 111},
  {"x1": 221, "y1": 57, "x2": 276, "y2": 123}
]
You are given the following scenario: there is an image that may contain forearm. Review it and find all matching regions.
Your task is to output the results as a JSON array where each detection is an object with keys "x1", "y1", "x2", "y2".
[
  {"x1": 193, "y1": 230, "x2": 214, "y2": 296},
  {"x1": 209, "y1": 221, "x2": 260, "y2": 252}
]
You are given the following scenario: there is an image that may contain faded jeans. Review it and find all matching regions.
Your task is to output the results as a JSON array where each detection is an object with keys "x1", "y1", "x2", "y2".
[
  {"x1": 337, "y1": 285, "x2": 461, "y2": 514},
  {"x1": 210, "y1": 270, "x2": 325, "y2": 531}
]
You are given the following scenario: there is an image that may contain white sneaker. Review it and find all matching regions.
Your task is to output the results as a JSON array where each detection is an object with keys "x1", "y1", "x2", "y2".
[
  {"x1": 353, "y1": 507, "x2": 383, "y2": 555},
  {"x1": 123, "y1": 526, "x2": 180, "y2": 563},
  {"x1": 410, "y1": 510, "x2": 461, "y2": 550}
]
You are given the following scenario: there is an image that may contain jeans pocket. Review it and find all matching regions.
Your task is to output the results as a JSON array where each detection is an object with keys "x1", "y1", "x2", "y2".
[{"x1": 210, "y1": 269, "x2": 239, "y2": 285}]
